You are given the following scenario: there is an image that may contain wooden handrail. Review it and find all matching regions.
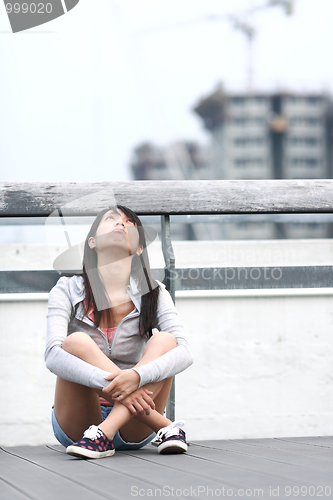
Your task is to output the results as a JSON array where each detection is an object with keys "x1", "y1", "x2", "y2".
[{"x1": 1, "y1": 180, "x2": 333, "y2": 216}]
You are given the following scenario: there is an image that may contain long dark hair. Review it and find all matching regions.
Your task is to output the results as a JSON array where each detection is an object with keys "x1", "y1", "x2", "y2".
[{"x1": 82, "y1": 205, "x2": 159, "y2": 337}]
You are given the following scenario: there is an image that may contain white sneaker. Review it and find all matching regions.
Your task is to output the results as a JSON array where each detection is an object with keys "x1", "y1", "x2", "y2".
[
  {"x1": 66, "y1": 425, "x2": 115, "y2": 459},
  {"x1": 153, "y1": 421, "x2": 188, "y2": 454}
]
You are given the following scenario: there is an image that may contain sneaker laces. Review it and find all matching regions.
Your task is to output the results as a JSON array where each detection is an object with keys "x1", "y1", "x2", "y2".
[
  {"x1": 155, "y1": 420, "x2": 185, "y2": 442},
  {"x1": 83, "y1": 425, "x2": 104, "y2": 440}
]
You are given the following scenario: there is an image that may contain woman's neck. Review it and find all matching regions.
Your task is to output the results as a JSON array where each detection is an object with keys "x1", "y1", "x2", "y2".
[{"x1": 97, "y1": 255, "x2": 133, "y2": 307}]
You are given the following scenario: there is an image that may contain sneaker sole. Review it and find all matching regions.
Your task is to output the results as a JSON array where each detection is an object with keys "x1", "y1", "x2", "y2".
[
  {"x1": 158, "y1": 440, "x2": 188, "y2": 454},
  {"x1": 66, "y1": 445, "x2": 115, "y2": 459}
]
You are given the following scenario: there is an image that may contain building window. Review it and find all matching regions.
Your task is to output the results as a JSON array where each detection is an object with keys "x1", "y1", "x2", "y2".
[
  {"x1": 255, "y1": 117, "x2": 265, "y2": 125},
  {"x1": 155, "y1": 162, "x2": 166, "y2": 170},
  {"x1": 289, "y1": 137, "x2": 319, "y2": 146},
  {"x1": 234, "y1": 158, "x2": 265, "y2": 167},
  {"x1": 307, "y1": 117, "x2": 321, "y2": 126},
  {"x1": 307, "y1": 97, "x2": 321, "y2": 105},
  {"x1": 232, "y1": 117, "x2": 246, "y2": 126},
  {"x1": 287, "y1": 96, "x2": 320, "y2": 105},
  {"x1": 287, "y1": 96, "x2": 301, "y2": 104},
  {"x1": 234, "y1": 137, "x2": 265, "y2": 146},
  {"x1": 290, "y1": 157, "x2": 320, "y2": 167},
  {"x1": 230, "y1": 97, "x2": 246, "y2": 105},
  {"x1": 290, "y1": 117, "x2": 321, "y2": 126},
  {"x1": 231, "y1": 117, "x2": 265, "y2": 126}
]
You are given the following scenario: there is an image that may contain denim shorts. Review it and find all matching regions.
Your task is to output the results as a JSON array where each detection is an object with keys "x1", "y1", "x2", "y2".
[{"x1": 51, "y1": 405, "x2": 155, "y2": 451}]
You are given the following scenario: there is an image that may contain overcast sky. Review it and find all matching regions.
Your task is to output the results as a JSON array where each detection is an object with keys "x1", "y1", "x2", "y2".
[{"x1": 0, "y1": 0, "x2": 331, "y2": 183}]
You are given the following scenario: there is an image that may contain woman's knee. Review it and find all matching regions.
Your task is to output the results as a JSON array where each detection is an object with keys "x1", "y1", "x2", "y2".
[
  {"x1": 150, "y1": 331, "x2": 177, "y2": 352},
  {"x1": 62, "y1": 331, "x2": 94, "y2": 356}
]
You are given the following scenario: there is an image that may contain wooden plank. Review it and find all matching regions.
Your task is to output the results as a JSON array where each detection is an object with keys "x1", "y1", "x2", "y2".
[
  {"x1": 232, "y1": 438, "x2": 333, "y2": 459},
  {"x1": 2, "y1": 441, "x2": 333, "y2": 500},
  {"x1": 190, "y1": 440, "x2": 333, "y2": 471},
  {"x1": 0, "y1": 447, "x2": 109, "y2": 500},
  {"x1": 121, "y1": 446, "x2": 315, "y2": 497},
  {"x1": 87, "y1": 450, "x2": 239, "y2": 496},
  {"x1": 184, "y1": 443, "x2": 333, "y2": 486},
  {"x1": 277, "y1": 436, "x2": 333, "y2": 447},
  {"x1": 2, "y1": 443, "x2": 296, "y2": 498},
  {"x1": 1, "y1": 180, "x2": 333, "y2": 217},
  {"x1": 47, "y1": 445, "x2": 240, "y2": 496},
  {"x1": 0, "y1": 479, "x2": 31, "y2": 500},
  {"x1": 3, "y1": 445, "x2": 205, "y2": 500}
]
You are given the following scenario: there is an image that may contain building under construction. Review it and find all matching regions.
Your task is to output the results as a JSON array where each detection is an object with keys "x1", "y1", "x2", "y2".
[
  {"x1": 131, "y1": 85, "x2": 333, "y2": 183},
  {"x1": 130, "y1": 85, "x2": 333, "y2": 240},
  {"x1": 131, "y1": 141, "x2": 210, "y2": 182},
  {"x1": 193, "y1": 84, "x2": 333, "y2": 182}
]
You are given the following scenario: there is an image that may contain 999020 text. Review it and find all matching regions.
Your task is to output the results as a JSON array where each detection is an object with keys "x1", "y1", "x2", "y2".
[
  {"x1": 5, "y1": 3, "x2": 53, "y2": 14},
  {"x1": 283, "y1": 485, "x2": 331, "y2": 497}
]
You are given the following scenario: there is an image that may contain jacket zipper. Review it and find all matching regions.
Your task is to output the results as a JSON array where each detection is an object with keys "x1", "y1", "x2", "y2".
[
  {"x1": 108, "y1": 309, "x2": 139, "y2": 356},
  {"x1": 75, "y1": 305, "x2": 140, "y2": 357}
]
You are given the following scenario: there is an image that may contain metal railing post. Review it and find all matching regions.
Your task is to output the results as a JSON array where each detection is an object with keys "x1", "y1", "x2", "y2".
[
  {"x1": 161, "y1": 215, "x2": 176, "y2": 302},
  {"x1": 161, "y1": 214, "x2": 176, "y2": 421}
]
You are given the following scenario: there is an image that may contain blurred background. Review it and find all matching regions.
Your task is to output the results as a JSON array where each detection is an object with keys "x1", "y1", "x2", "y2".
[
  {"x1": 1, "y1": 0, "x2": 333, "y2": 445},
  {"x1": 1, "y1": 0, "x2": 333, "y2": 242},
  {"x1": 0, "y1": 0, "x2": 332, "y2": 183}
]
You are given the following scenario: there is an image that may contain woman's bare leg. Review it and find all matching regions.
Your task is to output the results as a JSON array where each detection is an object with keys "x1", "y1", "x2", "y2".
[
  {"x1": 56, "y1": 331, "x2": 176, "y2": 443},
  {"x1": 104, "y1": 332, "x2": 175, "y2": 442},
  {"x1": 53, "y1": 331, "x2": 123, "y2": 442},
  {"x1": 54, "y1": 378, "x2": 102, "y2": 442}
]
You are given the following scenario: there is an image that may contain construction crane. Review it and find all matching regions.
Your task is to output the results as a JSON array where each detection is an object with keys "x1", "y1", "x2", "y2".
[
  {"x1": 206, "y1": 0, "x2": 295, "y2": 90},
  {"x1": 139, "y1": 1, "x2": 295, "y2": 91}
]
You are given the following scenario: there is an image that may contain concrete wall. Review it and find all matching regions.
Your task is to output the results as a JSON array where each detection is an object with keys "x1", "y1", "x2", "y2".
[
  {"x1": 176, "y1": 290, "x2": 333, "y2": 440},
  {"x1": 0, "y1": 298, "x2": 55, "y2": 446},
  {"x1": 1, "y1": 240, "x2": 333, "y2": 446}
]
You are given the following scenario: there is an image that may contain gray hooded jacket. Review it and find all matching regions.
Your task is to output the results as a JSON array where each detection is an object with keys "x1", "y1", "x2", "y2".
[{"x1": 45, "y1": 275, "x2": 193, "y2": 390}]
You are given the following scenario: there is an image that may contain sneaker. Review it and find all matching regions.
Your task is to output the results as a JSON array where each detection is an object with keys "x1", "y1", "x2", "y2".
[
  {"x1": 154, "y1": 420, "x2": 188, "y2": 454},
  {"x1": 66, "y1": 425, "x2": 115, "y2": 459}
]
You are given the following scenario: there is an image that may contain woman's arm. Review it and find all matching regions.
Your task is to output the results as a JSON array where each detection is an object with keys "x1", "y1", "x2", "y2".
[
  {"x1": 45, "y1": 277, "x2": 111, "y2": 390},
  {"x1": 132, "y1": 283, "x2": 194, "y2": 388}
]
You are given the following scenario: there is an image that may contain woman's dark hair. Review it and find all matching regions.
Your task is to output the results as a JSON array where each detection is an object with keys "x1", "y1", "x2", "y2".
[{"x1": 82, "y1": 205, "x2": 159, "y2": 337}]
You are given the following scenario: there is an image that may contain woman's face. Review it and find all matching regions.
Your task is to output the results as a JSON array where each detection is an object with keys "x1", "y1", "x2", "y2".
[{"x1": 89, "y1": 208, "x2": 142, "y2": 258}]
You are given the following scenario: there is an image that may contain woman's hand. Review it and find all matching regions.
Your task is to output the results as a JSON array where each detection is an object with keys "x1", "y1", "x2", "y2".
[
  {"x1": 102, "y1": 369, "x2": 141, "y2": 400},
  {"x1": 102, "y1": 369, "x2": 155, "y2": 415},
  {"x1": 119, "y1": 388, "x2": 155, "y2": 415}
]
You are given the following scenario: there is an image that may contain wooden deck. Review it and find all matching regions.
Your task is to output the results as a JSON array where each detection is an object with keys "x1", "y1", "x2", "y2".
[{"x1": 1, "y1": 437, "x2": 333, "y2": 500}]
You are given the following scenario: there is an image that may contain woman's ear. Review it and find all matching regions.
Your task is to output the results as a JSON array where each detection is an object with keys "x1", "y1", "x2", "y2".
[
  {"x1": 88, "y1": 237, "x2": 96, "y2": 249},
  {"x1": 136, "y1": 245, "x2": 143, "y2": 256}
]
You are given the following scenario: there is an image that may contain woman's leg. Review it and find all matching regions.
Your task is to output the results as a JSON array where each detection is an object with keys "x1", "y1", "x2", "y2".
[
  {"x1": 55, "y1": 331, "x2": 176, "y2": 443},
  {"x1": 100, "y1": 332, "x2": 176, "y2": 442},
  {"x1": 54, "y1": 378, "x2": 101, "y2": 443},
  {"x1": 53, "y1": 332, "x2": 122, "y2": 442}
]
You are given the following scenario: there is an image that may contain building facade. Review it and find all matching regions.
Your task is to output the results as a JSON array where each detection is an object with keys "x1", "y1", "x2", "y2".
[
  {"x1": 131, "y1": 141, "x2": 210, "y2": 181},
  {"x1": 130, "y1": 86, "x2": 333, "y2": 240},
  {"x1": 193, "y1": 84, "x2": 332, "y2": 182}
]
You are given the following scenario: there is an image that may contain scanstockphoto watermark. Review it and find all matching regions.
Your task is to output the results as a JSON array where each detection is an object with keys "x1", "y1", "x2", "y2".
[
  {"x1": 3, "y1": 0, "x2": 80, "y2": 33},
  {"x1": 131, "y1": 485, "x2": 265, "y2": 497},
  {"x1": 169, "y1": 267, "x2": 283, "y2": 285},
  {"x1": 131, "y1": 485, "x2": 333, "y2": 497}
]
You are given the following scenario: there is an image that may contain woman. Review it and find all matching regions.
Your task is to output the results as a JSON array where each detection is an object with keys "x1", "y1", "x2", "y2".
[{"x1": 45, "y1": 205, "x2": 193, "y2": 459}]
